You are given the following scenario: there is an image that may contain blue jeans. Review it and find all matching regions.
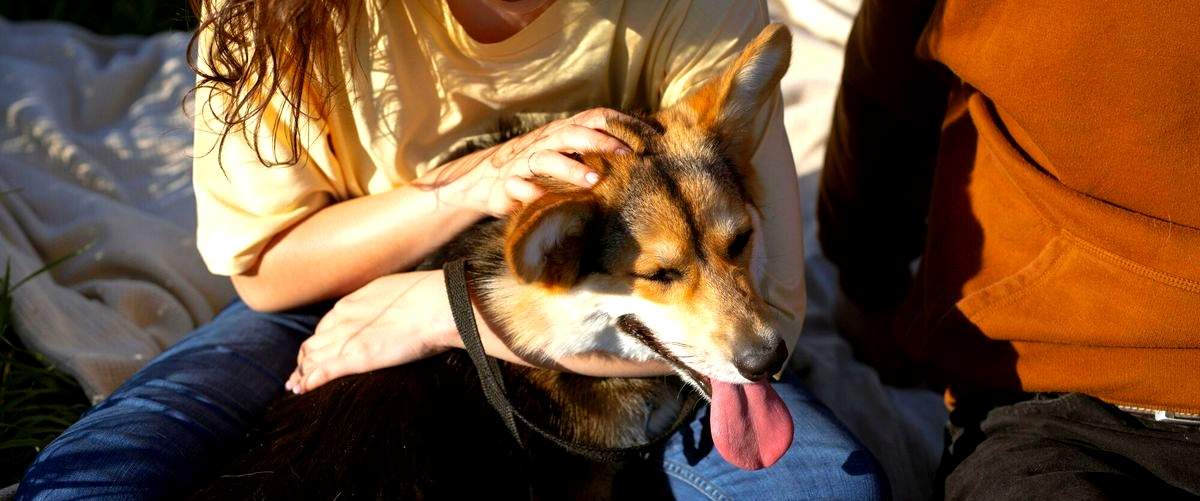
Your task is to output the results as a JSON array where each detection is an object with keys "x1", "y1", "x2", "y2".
[{"x1": 18, "y1": 300, "x2": 887, "y2": 500}]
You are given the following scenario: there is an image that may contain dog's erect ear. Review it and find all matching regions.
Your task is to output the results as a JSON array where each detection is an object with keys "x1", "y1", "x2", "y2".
[
  {"x1": 671, "y1": 24, "x2": 791, "y2": 207},
  {"x1": 663, "y1": 25, "x2": 788, "y2": 204},
  {"x1": 686, "y1": 23, "x2": 791, "y2": 137},
  {"x1": 505, "y1": 192, "x2": 599, "y2": 288}
]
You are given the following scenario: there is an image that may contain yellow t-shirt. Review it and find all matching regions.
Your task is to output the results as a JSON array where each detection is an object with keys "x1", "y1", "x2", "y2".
[{"x1": 193, "y1": 0, "x2": 806, "y2": 344}]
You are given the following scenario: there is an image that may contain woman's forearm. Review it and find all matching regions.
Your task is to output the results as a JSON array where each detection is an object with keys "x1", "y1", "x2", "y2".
[
  {"x1": 233, "y1": 185, "x2": 482, "y2": 312},
  {"x1": 286, "y1": 267, "x2": 674, "y2": 394}
]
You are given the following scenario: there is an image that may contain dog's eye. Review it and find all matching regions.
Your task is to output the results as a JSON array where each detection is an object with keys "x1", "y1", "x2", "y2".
[
  {"x1": 727, "y1": 229, "x2": 753, "y2": 259},
  {"x1": 637, "y1": 268, "x2": 682, "y2": 284}
]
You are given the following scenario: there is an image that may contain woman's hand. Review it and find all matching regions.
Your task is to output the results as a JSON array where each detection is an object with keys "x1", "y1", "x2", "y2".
[
  {"x1": 285, "y1": 266, "x2": 674, "y2": 394},
  {"x1": 285, "y1": 270, "x2": 457, "y2": 394},
  {"x1": 425, "y1": 108, "x2": 634, "y2": 217}
]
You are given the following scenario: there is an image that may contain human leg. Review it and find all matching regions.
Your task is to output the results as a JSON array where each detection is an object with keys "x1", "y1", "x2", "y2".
[
  {"x1": 17, "y1": 299, "x2": 327, "y2": 500},
  {"x1": 942, "y1": 393, "x2": 1200, "y2": 500},
  {"x1": 660, "y1": 371, "x2": 889, "y2": 501}
]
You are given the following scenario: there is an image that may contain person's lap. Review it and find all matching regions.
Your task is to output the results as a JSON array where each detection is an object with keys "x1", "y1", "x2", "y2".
[
  {"x1": 659, "y1": 371, "x2": 888, "y2": 500},
  {"x1": 941, "y1": 393, "x2": 1200, "y2": 500},
  {"x1": 19, "y1": 299, "x2": 885, "y2": 500}
]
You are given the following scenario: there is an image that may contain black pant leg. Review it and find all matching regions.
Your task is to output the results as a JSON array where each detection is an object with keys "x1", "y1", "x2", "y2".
[{"x1": 942, "y1": 394, "x2": 1200, "y2": 501}]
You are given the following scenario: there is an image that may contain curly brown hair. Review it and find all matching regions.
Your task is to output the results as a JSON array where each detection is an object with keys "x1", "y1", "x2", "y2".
[{"x1": 187, "y1": 0, "x2": 362, "y2": 168}]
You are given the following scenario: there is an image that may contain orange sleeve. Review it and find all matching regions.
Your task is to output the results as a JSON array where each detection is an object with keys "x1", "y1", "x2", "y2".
[{"x1": 817, "y1": 0, "x2": 948, "y2": 310}]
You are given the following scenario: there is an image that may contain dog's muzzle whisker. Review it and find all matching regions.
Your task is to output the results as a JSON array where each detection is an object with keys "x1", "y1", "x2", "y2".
[{"x1": 615, "y1": 314, "x2": 712, "y2": 397}]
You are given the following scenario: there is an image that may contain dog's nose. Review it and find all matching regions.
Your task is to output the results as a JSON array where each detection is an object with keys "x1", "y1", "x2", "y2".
[{"x1": 733, "y1": 339, "x2": 789, "y2": 382}]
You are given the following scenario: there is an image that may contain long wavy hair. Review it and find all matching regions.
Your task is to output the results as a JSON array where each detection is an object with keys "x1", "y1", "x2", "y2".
[{"x1": 187, "y1": 0, "x2": 360, "y2": 168}]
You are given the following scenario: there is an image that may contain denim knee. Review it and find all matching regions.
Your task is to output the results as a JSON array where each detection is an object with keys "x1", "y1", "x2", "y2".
[
  {"x1": 660, "y1": 373, "x2": 891, "y2": 500},
  {"x1": 839, "y1": 448, "x2": 891, "y2": 500},
  {"x1": 17, "y1": 299, "x2": 326, "y2": 500}
]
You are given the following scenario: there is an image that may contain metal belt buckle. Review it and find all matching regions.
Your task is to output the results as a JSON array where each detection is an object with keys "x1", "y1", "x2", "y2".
[
  {"x1": 1150, "y1": 410, "x2": 1200, "y2": 426},
  {"x1": 1118, "y1": 405, "x2": 1200, "y2": 426}
]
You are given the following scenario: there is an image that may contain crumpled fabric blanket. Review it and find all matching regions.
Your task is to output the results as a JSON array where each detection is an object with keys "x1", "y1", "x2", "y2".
[
  {"x1": 0, "y1": 19, "x2": 234, "y2": 402},
  {"x1": 0, "y1": 2, "x2": 945, "y2": 498}
]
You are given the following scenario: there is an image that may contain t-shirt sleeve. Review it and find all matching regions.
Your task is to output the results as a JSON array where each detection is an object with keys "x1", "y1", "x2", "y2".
[
  {"x1": 191, "y1": 26, "x2": 341, "y2": 276},
  {"x1": 652, "y1": 0, "x2": 808, "y2": 351}
]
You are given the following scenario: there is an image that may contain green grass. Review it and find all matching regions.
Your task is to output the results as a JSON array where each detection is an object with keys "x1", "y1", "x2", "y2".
[
  {"x1": 1, "y1": 0, "x2": 195, "y2": 36},
  {"x1": 0, "y1": 250, "x2": 93, "y2": 486}
]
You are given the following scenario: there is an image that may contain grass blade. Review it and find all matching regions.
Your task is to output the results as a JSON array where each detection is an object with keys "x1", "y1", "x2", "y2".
[{"x1": 10, "y1": 241, "x2": 95, "y2": 291}]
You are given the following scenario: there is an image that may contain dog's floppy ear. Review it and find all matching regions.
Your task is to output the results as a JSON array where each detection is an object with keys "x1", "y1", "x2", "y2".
[{"x1": 505, "y1": 191, "x2": 599, "y2": 288}]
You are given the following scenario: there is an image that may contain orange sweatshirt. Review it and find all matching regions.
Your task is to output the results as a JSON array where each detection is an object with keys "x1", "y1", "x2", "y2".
[{"x1": 819, "y1": 0, "x2": 1200, "y2": 413}]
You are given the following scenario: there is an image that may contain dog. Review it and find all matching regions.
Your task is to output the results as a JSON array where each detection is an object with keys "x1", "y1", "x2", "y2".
[{"x1": 192, "y1": 23, "x2": 794, "y2": 500}]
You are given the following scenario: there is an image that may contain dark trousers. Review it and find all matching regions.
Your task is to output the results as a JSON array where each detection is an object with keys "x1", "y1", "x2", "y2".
[{"x1": 938, "y1": 393, "x2": 1200, "y2": 500}]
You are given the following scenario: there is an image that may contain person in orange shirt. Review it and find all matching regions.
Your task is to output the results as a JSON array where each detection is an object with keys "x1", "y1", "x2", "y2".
[{"x1": 821, "y1": 0, "x2": 1200, "y2": 498}]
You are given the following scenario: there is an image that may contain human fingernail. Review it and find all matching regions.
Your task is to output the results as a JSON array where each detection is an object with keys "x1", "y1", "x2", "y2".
[
  {"x1": 585, "y1": 172, "x2": 600, "y2": 185},
  {"x1": 617, "y1": 147, "x2": 632, "y2": 155},
  {"x1": 284, "y1": 381, "x2": 292, "y2": 392}
]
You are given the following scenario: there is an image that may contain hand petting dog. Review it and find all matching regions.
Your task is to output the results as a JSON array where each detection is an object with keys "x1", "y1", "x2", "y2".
[
  {"x1": 286, "y1": 108, "x2": 639, "y2": 395},
  {"x1": 422, "y1": 107, "x2": 635, "y2": 217}
]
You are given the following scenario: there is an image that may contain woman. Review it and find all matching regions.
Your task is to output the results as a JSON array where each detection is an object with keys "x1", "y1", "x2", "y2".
[{"x1": 18, "y1": 0, "x2": 886, "y2": 499}]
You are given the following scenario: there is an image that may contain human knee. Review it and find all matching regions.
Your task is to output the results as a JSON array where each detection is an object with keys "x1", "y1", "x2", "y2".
[{"x1": 838, "y1": 448, "x2": 890, "y2": 500}]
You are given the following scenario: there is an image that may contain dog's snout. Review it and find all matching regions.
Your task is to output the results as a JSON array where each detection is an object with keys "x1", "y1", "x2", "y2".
[{"x1": 733, "y1": 339, "x2": 788, "y2": 382}]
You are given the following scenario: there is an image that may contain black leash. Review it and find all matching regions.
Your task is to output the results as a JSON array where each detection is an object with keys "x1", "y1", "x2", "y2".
[{"x1": 443, "y1": 259, "x2": 700, "y2": 463}]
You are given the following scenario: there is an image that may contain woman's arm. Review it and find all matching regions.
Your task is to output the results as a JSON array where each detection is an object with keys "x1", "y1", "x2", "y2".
[
  {"x1": 284, "y1": 269, "x2": 671, "y2": 394},
  {"x1": 234, "y1": 108, "x2": 632, "y2": 312},
  {"x1": 233, "y1": 183, "x2": 478, "y2": 312}
]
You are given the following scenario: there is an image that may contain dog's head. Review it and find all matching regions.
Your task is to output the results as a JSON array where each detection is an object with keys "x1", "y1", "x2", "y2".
[{"x1": 499, "y1": 24, "x2": 792, "y2": 393}]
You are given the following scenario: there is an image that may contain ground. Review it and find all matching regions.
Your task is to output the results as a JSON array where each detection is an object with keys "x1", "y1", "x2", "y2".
[{"x1": 1, "y1": 1, "x2": 193, "y2": 36}]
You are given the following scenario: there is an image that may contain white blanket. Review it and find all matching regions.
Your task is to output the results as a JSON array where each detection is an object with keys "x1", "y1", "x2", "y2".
[
  {"x1": 0, "y1": 3, "x2": 944, "y2": 498},
  {"x1": 0, "y1": 19, "x2": 234, "y2": 400}
]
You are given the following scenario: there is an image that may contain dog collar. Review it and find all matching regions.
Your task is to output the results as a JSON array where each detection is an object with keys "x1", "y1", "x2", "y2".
[{"x1": 443, "y1": 259, "x2": 701, "y2": 463}]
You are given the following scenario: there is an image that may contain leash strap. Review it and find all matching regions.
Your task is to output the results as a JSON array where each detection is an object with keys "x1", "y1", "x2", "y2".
[
  {"x1": 444, "y1": 258, "x2": 524, "y2": 447},
  {"x1": 443, "y1": 259, "x2": 700, "y2": 463}
]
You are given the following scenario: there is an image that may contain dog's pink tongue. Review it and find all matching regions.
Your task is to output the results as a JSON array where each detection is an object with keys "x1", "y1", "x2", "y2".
[{"x1": 709, "y1": 380, "x2": 793, "y2": 470}]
